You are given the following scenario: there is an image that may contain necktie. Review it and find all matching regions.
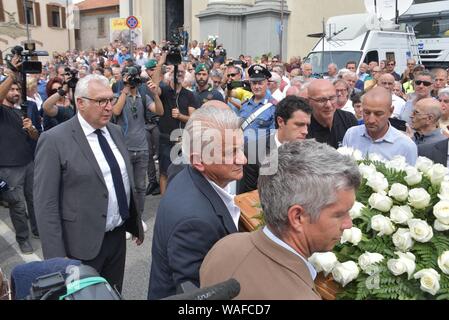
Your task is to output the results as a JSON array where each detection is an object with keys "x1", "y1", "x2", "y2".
[{"x1": 95, "y1": 129, "x2": 129, "y2": 221}]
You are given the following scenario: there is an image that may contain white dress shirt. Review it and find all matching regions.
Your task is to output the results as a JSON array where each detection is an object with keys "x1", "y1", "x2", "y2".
[
  {"x1": 208, "y1": 179, "x2": 241, "y2": 230},
  {"x1": 263, "y1": 227, "x2": 317, "y2": 280},
  {"x1": 77, "y1": 113, "x2": 131, "y2": 232}
]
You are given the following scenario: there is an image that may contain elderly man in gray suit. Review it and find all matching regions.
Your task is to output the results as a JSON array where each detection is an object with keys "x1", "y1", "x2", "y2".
[{"x1": 34, "y1": 74, "x2": 144, "y2": 293}]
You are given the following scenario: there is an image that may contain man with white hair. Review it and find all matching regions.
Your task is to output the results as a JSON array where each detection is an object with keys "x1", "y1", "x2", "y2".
[
  {"x1": 149, "y1": 103, "x2": 247, "y2": 299},
  {"x1": 268, "y1": 72, "x2": 285, "y2": 103},
  {"x1": 326, "y1": 63, "x2": 338, "y2": 82},
  {"x1": 411, "y1": 98, "x2": 446, "y2": 146},
  {"x1": 34, "y1": 75, "x2": 144, "y2": 293}
]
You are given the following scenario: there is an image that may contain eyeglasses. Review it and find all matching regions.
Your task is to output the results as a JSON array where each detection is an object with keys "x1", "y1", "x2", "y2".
[
  {"x1": 227, "y1": 73, "x2": 238, "y2": 78},
  {"x1": 415, "y1": 80, "x2": 433, "y2": 87},
  {"x1": 380, "y1": 82, "x2": 394, "y2": 86},
  {"x1": 83, "y1": 97, "x2": 117, "y2": 108},
  {"x1": 439, "y1": 98, "x2": 449, "y2": 104},
  {"x1": 309, "y1": 96, "x2": 338, "y2": 105},
  {"x1": 388, "y1": 63, "x2": 395, "y2": 66}
]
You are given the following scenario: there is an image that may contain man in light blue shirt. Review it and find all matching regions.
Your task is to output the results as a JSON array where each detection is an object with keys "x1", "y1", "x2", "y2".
[{"x1": 343, "y1": 87, "x2": 418, "y2": 165}]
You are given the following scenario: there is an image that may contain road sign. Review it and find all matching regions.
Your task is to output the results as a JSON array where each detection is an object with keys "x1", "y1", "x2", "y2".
[{"x1": 126, "y1": 16, "x2": 139, "y2": 29}]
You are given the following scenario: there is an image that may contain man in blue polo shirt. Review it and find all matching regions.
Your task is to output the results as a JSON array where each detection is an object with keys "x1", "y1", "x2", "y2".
[
  {"x1": 240, "y1": 64, "x2": 276, "y2": 141},
  {"x1": 343, "y1": 87, "x2": 417, "y2": 165}
]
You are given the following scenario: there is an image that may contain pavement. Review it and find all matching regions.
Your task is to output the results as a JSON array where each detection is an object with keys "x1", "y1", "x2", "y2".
[{"x1": 0, "y1": 194, "x2": 161, "y2": 300}]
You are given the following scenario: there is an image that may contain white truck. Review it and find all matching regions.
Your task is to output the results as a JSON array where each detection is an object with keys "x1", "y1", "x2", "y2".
[
  {"x1": 305, "y1": 13, "x2": 419, "y2": 76},
  {"x1": 399, "y1": 0, "x2": 449, "y2": 69}
]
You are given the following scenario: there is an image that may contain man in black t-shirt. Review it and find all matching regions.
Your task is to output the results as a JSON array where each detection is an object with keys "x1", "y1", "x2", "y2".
[
  {"x1": 193, "y1": 64, "x2": 224, "y2": 105},
  {"x1": 157, "y1": 64, "x2": 200, "y2": 194},
  {"x1": 0, "y1": 81, "x2": 39, "y2": 254},
  {"x1": 307, "y1": 79, "x2": 358, "y2": 149}
]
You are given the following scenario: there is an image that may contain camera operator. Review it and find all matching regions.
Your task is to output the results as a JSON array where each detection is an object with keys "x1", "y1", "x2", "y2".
[
  {"x1": 225, "y1": 64, "x2": 252, "y2": 113},
  {"x1": 112, "y1": 65, "x2": 164, "y2": 220},
  {"x1": 0, "y1": 68, "x2": 39, "y2": 255},
  {"x1": 42, "y1": 76, "x2": 75, "y2": 131},
  {"x1": 157, "y1": 55, "x2": 200, "y2": 195}
]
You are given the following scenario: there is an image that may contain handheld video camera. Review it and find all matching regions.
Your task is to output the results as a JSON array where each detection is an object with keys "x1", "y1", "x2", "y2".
[
  {"x1": 122, "y1": 66, "x2": 142, "y2": 88},
  {"x1": 163, "y1": 32, "x2": 184, "y2": 66},
  {"x1": 227, "y1": 80, "x2": 252, "y2": 92},
  {"x1": 64, "y1": 67, "x2": 79, "y2": 90},
  {"x1": 5, "y1": 43, "x2": 49, "y2": 75}
]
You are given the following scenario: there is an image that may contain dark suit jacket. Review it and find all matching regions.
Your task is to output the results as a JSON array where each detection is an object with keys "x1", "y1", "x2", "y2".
[
  {"x1": 200, "y1": 229, "x2": 322, "y2": 300},
  {"x1": 238, "y1": 134, "x2": 276, "y2": 194},
  {"x1": 34, "y1": 116, "x2": 144, "y2": 261},
  {"x1": 418, "y1": 139, "x2": 449, "y2": 166},
  {"x1": 148, "y1": 166, "x2": 238, "y2": 300}
]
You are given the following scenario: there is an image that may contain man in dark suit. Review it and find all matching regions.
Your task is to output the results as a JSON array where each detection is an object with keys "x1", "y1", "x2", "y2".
[
  {"x1": 239, "y1": 96, "x2": 312, "y2": 194},
  {"x1": 148, "y1": 102, "x2": 247, "y2": 299},
  {"x1": 418, "y1": 139, "x2": 449, "y2": 166},
  {"x1": 34, "y1": 75, "x2": 144, "y2": 293}
]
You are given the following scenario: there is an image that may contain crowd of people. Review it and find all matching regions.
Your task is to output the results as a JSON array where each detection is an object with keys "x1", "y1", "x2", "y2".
[{"x1": 1, "y1": 37, "x2": 449, "y2": 300}]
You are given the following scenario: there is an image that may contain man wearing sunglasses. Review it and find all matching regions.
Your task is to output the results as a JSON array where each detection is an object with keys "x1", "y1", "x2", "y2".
[
  {"x1": 386, "y1": 59, "x2": 401, "y2": 81},
  {"x1": 400, "y1": 71, "x2": 435, "y2": 125}
]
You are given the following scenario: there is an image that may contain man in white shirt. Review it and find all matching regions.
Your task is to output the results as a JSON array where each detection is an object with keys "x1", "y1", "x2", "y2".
[
  {"x1": 34, "y1": 75, "x2": 144, "y2": 293},
  {"x1": 268, "y1": 72, "x2": 285, "y2": 103},
  {"x1": 190, "y1": 40, "x2": 201, "y2": 59},
  {"x1": 378, "y1": 73, "x2": 406, "y2": 118}
]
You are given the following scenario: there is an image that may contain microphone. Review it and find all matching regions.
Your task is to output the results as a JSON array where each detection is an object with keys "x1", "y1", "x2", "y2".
[{"x1": 163, "y1": 279, "x2": 240, "y2": 301}]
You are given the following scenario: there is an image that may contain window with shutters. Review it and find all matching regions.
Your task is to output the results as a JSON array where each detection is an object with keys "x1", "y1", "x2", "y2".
[
  {"x1": 46, "y1": 4, "x2": 66, "y2": 29},
  {"x1": 0, "y1": 0, "x2": 5, "y2": 23},
  {"x1": 98, "y1": 17, "x2": 106, "y2": 38},
  {"x1": 25, "y1": 1, "x2": 35, "y2": 25}
]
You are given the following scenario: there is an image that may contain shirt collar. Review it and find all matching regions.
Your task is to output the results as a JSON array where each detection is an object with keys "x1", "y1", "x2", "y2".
[
  {"x1": 248, "y1": 91, "x2": 271, "y2": 107},
  {"x1": 207, "y1": 179, "x2": 235, "y2": 201},
  {"x1": 263, "y1": 227, "x2": 317, "y2": 280},
  {"x1": 361, "y1": 123, "x2": 396, "y2": 144},
  {"x1": 274, "y1": 132, "x2": 283, "y2": 149},
  {"x1": 78, "y1": 113, "x2": 107, "y2": 137}
]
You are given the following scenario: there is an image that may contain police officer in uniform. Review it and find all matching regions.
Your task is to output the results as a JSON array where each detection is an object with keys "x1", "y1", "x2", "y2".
[
  {"x1": 193, "y1": 64, "x2": 224, "y2": 106},
  {"x1": 240, "y1": 64, "x2": 276, "y2": 141}
]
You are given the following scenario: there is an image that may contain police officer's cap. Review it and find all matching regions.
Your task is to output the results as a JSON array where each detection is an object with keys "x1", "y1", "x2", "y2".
[{"x1": 248, "y1": 64, "x2": 272, "y2": 81}]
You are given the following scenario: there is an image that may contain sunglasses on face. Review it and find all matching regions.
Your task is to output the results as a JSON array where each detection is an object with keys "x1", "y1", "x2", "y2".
[{"x1": 415, "y1": 80, "x2": 432, "y2": 87}]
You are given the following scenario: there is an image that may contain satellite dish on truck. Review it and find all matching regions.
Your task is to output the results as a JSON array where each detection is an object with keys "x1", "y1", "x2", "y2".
[{"x1": 364, "y1": 0, "x2": 413, "y2": 21}]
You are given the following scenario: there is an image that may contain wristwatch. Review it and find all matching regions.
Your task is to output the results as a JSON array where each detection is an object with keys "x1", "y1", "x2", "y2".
[{"x1": 58, "y1": 88, "x2": 67, "y2": 97}]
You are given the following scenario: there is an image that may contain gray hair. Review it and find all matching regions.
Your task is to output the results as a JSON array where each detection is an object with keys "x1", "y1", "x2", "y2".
[
  {"x1": 440, "y1": 87, "x2": 449, "y2": 97},
  {"x1": 182, "y1": 106, "x2": 242, "y2": 162},
  {"x1": 270, "y1": 72, "x2": 282, "y2": 85},
  {"x1": 210, "y1": 69, "x2": 223, "y2": 79},
  {"x1": 259, "y1": 140, "x2": 361, "y2": 236},
  {"x1": 74, "y1": 74, "x2": 110, "y2": 103}
]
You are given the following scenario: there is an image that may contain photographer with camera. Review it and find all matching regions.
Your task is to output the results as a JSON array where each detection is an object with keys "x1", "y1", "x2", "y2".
[
  {"x1": 0, "y1": 64, "x2": 40, "y2": 254},
  {"x1": 157, "y1": 51, "x2": 200, "y2": 195},
  {"x1": 42, "y1": 76, "x2": 75, "y2": 131},
  {"x1": 112, "y1": 65, "x2": 164, "y2": 220},
  {"x1": 225, "y1": 64, "x2": 252, "y2": 113}
]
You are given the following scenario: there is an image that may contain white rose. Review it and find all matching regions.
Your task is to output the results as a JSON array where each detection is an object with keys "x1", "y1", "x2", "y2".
[
  {"x1": 438, "y1": 181, "x2": 449, "y2": 201},
  {"x1": 408, "y1": 188, "x2": 431, "y2": 209},
  {"x1": 438, "y1": 251, "x2": 449, "y2": 275},
  {"x1": 408, "y1": 219, "x2": 434, "y2": 243},
  {"x1": 368, "y1": 193, "x2": 394, "y2": 213},
  {"x1": 337, "y1": 146, "x2": 355, "y2": 157},
  {"x1": 433, "y1": 201, "x2": 449, "y2": 224},
  {"x1": 308, "y1": 252, "x2": 338, "y2": 276},
  {"x1": 349, "y1": 202, "x2": 365, "y2": 220},
  {"x1": 388, "y1": 183, "x2": 409, "y2": 202},
  {"x1": 404, "y1": 167, "x2": 423, "y2": 186},
  {"x1": 387, "y1": 252, "x2": 416, "y2": 279},
  {"x1": 358, "y1": 252, "x2": 384, "y2": 273},
  {"x1": 390, "y1": 206, "x2": 413, "y2": 225},
  {"x1": 359, "y1": 163, "x2": 377, "y2": 179},
  {"x1": 366, "y1": 172, "x2": 389, "y2": 194},
  {"x1": 416, "y1": 157, "x2": 434, "y2": 175},
  {"x1": 413, "y1": 269, "x2": 441, "y2": 296},
  {"x1": 386, "y1": 156, "x2": 407, "y2": 172},
  {"x1": 332, "y1": 261, "x2": 360, "y2": 287},
  {"x1": 434, "y1": 219, "x2": 449, "y2": 232},
  {"x1": 368, "y1": 153, "x2": 384, "y2": 162},
  {"x1": 427, "y1": 164, "x2": 449, "y2": 185},
  {"x1": 371, "y1": 215, "x2": 396, "y2": 236},
  {"x1": 341, "y1": 227, "x2": 363, "y2": 246},
  {"x1": 392, "y1": 228, "x2": 414, "y2": 252}
]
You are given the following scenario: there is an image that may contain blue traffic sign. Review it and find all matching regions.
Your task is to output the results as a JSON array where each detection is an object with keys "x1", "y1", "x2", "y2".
[{"x1": 126, "y1": 16, "x2": 139, "y2": 29}]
